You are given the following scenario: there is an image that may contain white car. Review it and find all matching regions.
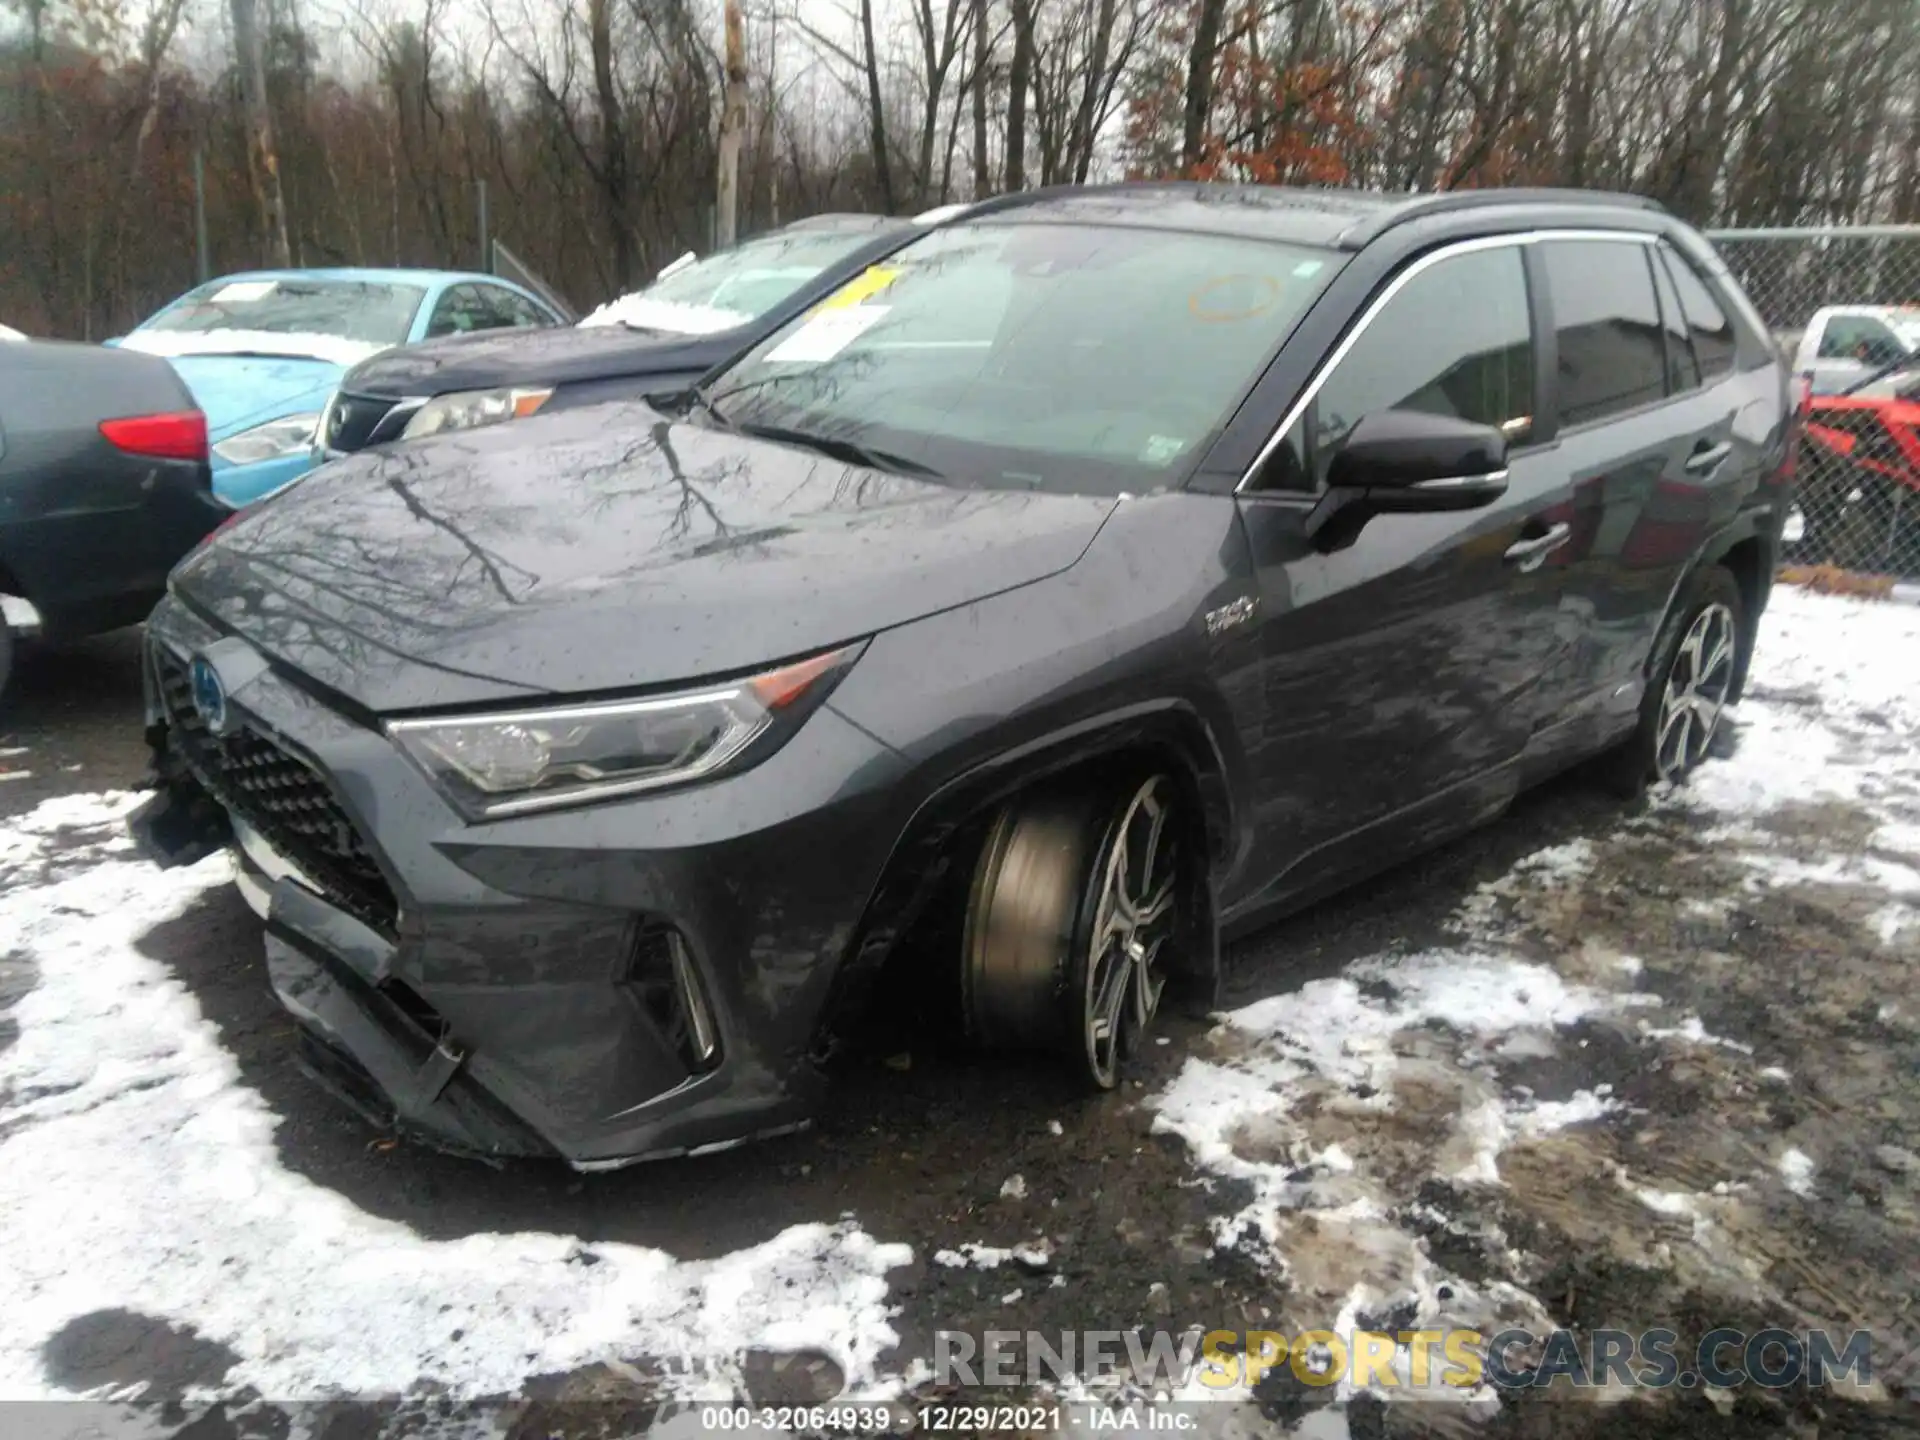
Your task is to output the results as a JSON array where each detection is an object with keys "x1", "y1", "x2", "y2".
[
  {"x1": 0, "y1": 324, "x2": 26, "y2": 342},
  {"x1": 1790, "y1": 304, "x2": 1920, "y2": 396}
]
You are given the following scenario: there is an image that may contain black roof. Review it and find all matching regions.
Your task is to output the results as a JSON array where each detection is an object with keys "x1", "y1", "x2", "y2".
[{"x1": 964, "y1": 181, "x2": 1668, "y2": 250}]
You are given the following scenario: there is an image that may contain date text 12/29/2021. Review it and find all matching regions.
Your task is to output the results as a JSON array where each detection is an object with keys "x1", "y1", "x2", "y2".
[
  {"x1": 695, "y1": 1405, "x2": 1198, "y2": 1433},
  {"x1": 697, "y1": 1405, "x2": 1076, "y2": 1432}
]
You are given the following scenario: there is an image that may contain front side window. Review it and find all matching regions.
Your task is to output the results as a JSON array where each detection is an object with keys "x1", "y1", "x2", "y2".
[
  {"x1": 427, "y1": 284, "x2": 516, "y2": 338},
  {"x1": 1542, "y1": 240, "x2": 1667, "y2": 427},
  {"x1": 708, "y1": 222, "x2": 1336, "y2": 493},
  {"x1": 1256, "y1": 244, "x2": 1533, "y2": 492},
  {"x1": 141, "y1": 277, "x2": 426, "y2": 347},
  {"x1": 491, "y1": 288, "x2": 555, "y2": 328}
]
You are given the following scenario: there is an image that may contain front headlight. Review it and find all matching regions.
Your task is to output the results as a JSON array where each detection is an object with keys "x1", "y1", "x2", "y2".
[
  {"x1": 401, "y1": 387, "x2": 554, "y2": 440},
  {"x1": 387, "y1": 643, "x2": 863, "y2": 818},
  {"x1": 212, "y1": 411, "x2": 322, "y2": 466}
]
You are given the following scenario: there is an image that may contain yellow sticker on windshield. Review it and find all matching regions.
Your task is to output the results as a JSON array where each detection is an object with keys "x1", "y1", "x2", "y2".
[{"x1": 817, "y1": 265, "x2": 902, "y2": 312}]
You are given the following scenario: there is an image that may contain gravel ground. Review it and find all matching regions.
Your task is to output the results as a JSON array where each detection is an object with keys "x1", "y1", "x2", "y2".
[{"x1": 1, "y1": 588, "x2": 1916, "y2": 1439}]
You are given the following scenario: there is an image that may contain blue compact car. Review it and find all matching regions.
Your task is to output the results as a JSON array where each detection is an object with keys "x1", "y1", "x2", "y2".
[{"x1": 119, "y1": 269, "x2": 565, "y2": 505}]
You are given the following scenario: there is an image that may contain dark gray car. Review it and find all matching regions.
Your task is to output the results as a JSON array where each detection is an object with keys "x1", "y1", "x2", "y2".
[
  {"x1": 0, "y1": 339, "x2": 224, "y2": 696},
  {"x1": 130, "y1": 184, "x2": 1793, "y2": 1167},
  {"x1": 316, "y1": 214, "x2": 931, "y2": 458}
]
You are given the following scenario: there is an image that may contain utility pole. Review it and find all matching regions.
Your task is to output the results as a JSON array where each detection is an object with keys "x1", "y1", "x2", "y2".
[
  {"x1": 230, "y1": 0, "x2": 290, "y2": 266},
  {"x1": 475, "y1": 180, "x2": 490, "y2": 271},
  {"x1": 192, "y1": 146, "x2": 211, "y2": 283},
  {"x1": 716, "y1": 0, "x2": 747, "y2": 248}
]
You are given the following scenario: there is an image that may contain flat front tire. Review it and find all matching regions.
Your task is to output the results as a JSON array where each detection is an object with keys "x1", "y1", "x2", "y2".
[{"x1": 962, "y1": 774, "x2": 1181, "y2": 1089}]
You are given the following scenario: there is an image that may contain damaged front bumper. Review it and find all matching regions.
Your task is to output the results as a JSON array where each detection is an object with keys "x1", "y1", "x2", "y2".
[
  {"x1": 125, "y1": 597, "x2": 917, "y2": 1168},
  {"x1": 128, "y1": 704, "x2": 558, "y2": 1160}
]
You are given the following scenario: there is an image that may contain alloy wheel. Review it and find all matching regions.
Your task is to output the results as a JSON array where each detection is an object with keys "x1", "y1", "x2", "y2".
[
  {"x1": 1654, "y1": 602, "x2": 1736, "y2": 782},
  {"x1": 1080, "y1": 776, "x2": 1178, "y2": 1088}
]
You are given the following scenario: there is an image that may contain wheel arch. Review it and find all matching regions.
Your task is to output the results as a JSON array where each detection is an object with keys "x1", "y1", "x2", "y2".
[
  {"x1": 1650, "y1": 516, "x2": 1775, "y2": 704},
  {"x1": 813, "y1": 700, "x2": 1235, "y2": 1056},
  {"x1": 1713, "y1": 530, "x2": 1771, "y2": 702}
]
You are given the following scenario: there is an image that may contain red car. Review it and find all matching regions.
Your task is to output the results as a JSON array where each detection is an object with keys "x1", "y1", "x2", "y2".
[{"x1": 1791, "y1": 371, "x2": 1920, "y2": 575}]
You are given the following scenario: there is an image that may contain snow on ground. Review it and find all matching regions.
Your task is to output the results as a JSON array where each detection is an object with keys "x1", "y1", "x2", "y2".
[
  {"x1": 3, "y1": 585, "x2": 1916, "y2": 1417},
  {"x1": 0, "y1": 794, "x2": 909, "y2": 1401},
  {"x1": 1148, "y1": 584, "x2": 1920, "y2": 1406}
]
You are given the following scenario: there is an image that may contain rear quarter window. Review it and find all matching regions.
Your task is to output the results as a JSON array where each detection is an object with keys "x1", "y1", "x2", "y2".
[{"x1": 1661, "y1": 250, "x2": 1738, "y2": 379}]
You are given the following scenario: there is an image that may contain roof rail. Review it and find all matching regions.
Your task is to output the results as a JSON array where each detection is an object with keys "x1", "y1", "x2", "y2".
[
  {"x1": 902, "y1": 181, "x2": 1671, "y2": 246},
  {"x1": 1333, "y1": 187, "x2": 1666, "y2": 247}
]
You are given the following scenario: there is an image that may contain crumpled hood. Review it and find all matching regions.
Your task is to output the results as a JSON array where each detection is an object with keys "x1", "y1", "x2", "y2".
[
  {"x1": 149, "y1": 353, "x2": 345, "y2": 441},
  {"x1": 172, "y1": 397, "x2": 1118, "y2": 713}
]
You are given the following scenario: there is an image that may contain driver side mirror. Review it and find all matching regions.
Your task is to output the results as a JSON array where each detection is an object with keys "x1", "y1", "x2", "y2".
[{"x1": 1306, "y1": 409, "x2": 1510, "y2": 551}]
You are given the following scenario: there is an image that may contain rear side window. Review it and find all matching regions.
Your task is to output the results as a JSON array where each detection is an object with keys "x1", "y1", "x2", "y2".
[
  {"x1": 1661, "y1": 250, "x2": 1737, "y2": 378},
  {"x1": 1541, "y1": 240, "x2": 1666, "y2": 426},
  {"x1": 1271, "y1": 244, "x2": 1533, "y2": 490}
]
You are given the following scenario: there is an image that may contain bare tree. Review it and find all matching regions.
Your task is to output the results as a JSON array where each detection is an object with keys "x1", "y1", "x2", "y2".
[
  {"x1": 1180, "y1": 0, "x2": 1226, "y2": 168},
  {"x1": 717, "y1": 0, "x2": 747, "y2": 244},
  {"x1": 7, "y1": 0, "x2": 1920, "y2": 341},
  {"x1": 231, "y1": 0, "x2": 291, "y2": 264}
]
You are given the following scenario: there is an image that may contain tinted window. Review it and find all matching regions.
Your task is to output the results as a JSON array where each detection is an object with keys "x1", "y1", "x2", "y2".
[
  {"x1": 1819, "y1": 315, "x2": 1908, "y2": 367},
  {"x1": 427, "y1": 284, "x2": 523, "y2": 338},
  {"x1": 1650, "y1": 252, "x2": 1700, "y2": 392},
  {"x1": 465, "y1": 287, "x2": 515, "y2": 329},
  {"x1": 490, "y1": 288, "x2": 554, "y2": 328},
  {"x1": 1543, "y1": 240, "x2": 1666, "y2": 426},
  {"x1": 1662, "y1": 250, "x2": 1737, "y2": 378},
  {"x1": 426, "y1": 285, "x2": 474, "y2": 338},
  {"x1": 1266, "y1": 245, "x2": 1532, "y2": 491},
  {"x1": 712, "y1": 222, "x2": 1336, "y2": 494}
]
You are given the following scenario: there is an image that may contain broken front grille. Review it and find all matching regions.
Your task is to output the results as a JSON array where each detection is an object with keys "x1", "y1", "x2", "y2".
[{"x1": 156, "y1": 649, "x2": 400, "y2": 935}]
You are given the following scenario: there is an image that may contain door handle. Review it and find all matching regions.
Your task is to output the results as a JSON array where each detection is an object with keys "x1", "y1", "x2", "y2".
[
  {"x1": 1504, "y1": 522, "x2": 1572, "y2": 571},
  {"x1": 1685, "y1": 439, "x2": 1733, "y2": 475}
]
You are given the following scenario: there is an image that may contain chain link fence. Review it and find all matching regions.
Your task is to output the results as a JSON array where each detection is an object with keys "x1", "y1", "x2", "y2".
[{"x1": 1707, "y1": 225, "x2": 1920, "y2": 580}]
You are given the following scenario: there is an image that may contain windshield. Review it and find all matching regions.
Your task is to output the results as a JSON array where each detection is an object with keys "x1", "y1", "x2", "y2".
[
  {"x1": 140, "y1": 278, "x2": 426, "y2": 348},
  {"x1": 707, "y1": 222, "x2": 1336, "y2": 492},
  {"x1": 580, "y1": 229, "x2": 890, "y2": 334}
]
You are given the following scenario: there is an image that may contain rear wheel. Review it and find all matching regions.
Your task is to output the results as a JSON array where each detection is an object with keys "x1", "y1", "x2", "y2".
[
  {"x1": 1604, "y1": 564, "x2": 1743, "y2": 792},
  {"x1": 962, "y1": 774, "x2": 1181, "y2": 1089}
]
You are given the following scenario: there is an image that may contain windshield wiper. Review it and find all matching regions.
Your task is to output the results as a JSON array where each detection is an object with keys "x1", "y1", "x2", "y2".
[
  {"x1": 735, "y1": 420, "x2": 941, "y2": 479},
  {"x1": 678, "y1": 385, "x2": 734, "y2": 429}
]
